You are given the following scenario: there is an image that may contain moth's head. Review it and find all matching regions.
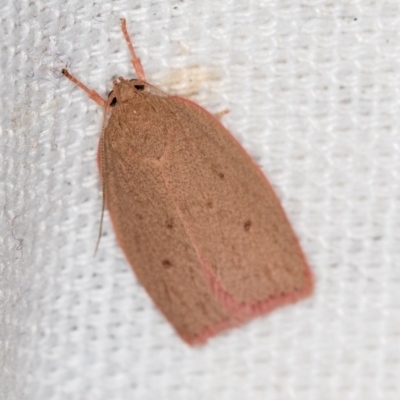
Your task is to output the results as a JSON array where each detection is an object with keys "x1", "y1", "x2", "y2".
[{"x1": 108, "y1": 78, "x2": 145, "y2": 107}]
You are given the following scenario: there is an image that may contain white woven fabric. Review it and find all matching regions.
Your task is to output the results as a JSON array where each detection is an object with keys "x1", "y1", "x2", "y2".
[{"x1": 2, "y1": 1, "x2": 400, "y2": 399}]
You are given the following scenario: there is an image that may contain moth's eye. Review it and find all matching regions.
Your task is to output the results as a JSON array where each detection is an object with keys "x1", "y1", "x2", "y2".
[
  {"x1": 129, "y1": 79, "x2": 145, "y2": 91},
  {"x1": 107, "y1": 90, "x2": 117, "y2": 107}
]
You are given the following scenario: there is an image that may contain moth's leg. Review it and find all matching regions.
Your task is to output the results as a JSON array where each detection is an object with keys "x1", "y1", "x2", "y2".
[{"x1": 214, "y1": 109, "x2": 230, "y2": 119}]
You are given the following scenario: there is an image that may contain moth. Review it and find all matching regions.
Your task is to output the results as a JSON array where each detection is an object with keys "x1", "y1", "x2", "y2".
[{"x1": 62, "y1": 19, "x2": 313, "y2": 345}]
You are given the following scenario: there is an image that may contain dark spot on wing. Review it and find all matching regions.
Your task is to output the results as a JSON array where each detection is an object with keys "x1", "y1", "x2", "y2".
[
  {"x1": 162, "y1": 259, "x2": 173, "y2": 269},
  {"x1": 244, "y1": 220, "x2": 252, "y2": 231}
]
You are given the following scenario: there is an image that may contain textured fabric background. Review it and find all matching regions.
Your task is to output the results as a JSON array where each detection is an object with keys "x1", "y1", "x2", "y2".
[{"x1": 1, "y1": 1, "x2": 400, "y2": 399}]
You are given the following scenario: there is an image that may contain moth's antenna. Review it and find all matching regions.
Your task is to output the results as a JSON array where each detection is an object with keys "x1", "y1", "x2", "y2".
[
  {"x1": 120, "y1": 18, "x2": 147, "y2": 81},
  {"x1": 62, "y1": 69, "x2": 107, "y2": 108}
]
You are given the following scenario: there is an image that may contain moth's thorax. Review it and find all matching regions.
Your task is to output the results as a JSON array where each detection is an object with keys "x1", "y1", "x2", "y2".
[{"x1": 105, "y1": 90, "x2": 172, "y2": 160}]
